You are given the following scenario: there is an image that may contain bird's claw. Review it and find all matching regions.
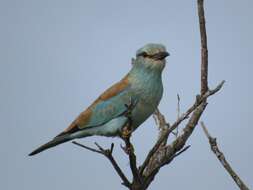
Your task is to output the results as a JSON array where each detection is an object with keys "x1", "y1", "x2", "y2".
[
  {"x1": 124, "y1": 97, "x2": 138, "y2": 118},
  {"x1": 121, "y1": 125, "x2": 132, "y2": 139},
  {"x1": 121, "y1": 97, "x2": 137, "y2": 140}
]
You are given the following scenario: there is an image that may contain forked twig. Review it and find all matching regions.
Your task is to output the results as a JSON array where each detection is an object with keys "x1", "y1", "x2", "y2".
[{"x1": 72, "y1": 141, "x2": 131, "y2": 187}]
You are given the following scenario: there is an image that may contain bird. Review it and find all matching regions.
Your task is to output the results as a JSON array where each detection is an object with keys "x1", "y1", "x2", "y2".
[{"x1": 29, "y1": 43, "x2": 169, "y2": 156}]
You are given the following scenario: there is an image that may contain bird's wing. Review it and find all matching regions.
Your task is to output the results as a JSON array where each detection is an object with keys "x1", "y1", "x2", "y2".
[{"x1": 56, "y1": 74, "x2": 135, "y2": 137}]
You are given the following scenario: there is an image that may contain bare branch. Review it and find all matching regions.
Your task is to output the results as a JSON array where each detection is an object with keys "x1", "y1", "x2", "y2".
[
  {"x1": 72, "y1": 141, "x2": 131, "y2": 188},
  {"x1": 143, "y1": 102, "x2": 207, "y2": 179},
  {"x1": 143, "y1": 145, "x2": 191, "y2": 188},
  {"x1": 153, "y1": 109, "x2": 169, "y2": 145},
  {"x1": 140, "y1": 81, "x2": 224, "y2": 175},
  {"x1": 72, "y1": 141, "x2": 103, "y2": 154},
  {"x1": 198, "y1": 0, "x2": 209, "y2": 95},
  {"x1": 153, "y1": 109, "x2": 167, "y2": 132},
  {"x1": 122, "y1": 136, "x2": 143, "y2": 187},
  {"x1": 201, "y1": 122, "x2": 250, "y2": 190}
]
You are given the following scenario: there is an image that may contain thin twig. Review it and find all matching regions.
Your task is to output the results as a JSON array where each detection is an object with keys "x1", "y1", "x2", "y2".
[
  {"x1": 72, "y1": 141, "x2": 103, "y2": 154},
  {"x1": 166, "y1": 81, "x2": 224, "y2": 138},
  {"x1": 72, "y1": 141, "x2": 131, "y2": 188},
  {"x1": 175, "y1": 94, "x2": 181, "y2": 136},
  {"x1": 177, "y1": 94, "x2": 181, "y2": 120},
  {"x1": 201, "y1": 122, "x2": 250, "y2": 190}
]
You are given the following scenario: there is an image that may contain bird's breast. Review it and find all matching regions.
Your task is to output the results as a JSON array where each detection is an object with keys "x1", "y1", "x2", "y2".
[{"x1": 130, "y1": 76, "x2": 163, "y2": 128}]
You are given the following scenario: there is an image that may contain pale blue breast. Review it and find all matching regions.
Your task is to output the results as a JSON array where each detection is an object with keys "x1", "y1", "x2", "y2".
[{"x1": 129, "y1": 69, "x2": 163, "y2": 129}]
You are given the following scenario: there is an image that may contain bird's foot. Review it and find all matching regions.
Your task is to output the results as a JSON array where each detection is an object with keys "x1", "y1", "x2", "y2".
[
  {"x1": 120, "y1": 123, "x2": 134, "y2": 155},
  {"x1": 121, "y1": 125, "x2": 132, "y2": 139},
  {"x1": 124, "y1": 97, "x2": 138, "y2": 119}
]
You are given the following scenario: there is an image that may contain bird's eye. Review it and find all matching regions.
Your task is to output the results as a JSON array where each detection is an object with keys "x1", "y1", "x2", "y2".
[{"x1": 137, "y1": 52, "x2": 148, "y2": 57}]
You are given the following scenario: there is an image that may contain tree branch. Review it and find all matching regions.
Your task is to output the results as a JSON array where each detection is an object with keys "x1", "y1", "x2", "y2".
[
  {"x1": 201, "y1": 122, "x2": 250, "y2": 190},
  {"x1": 153, "y1": 109, "x2": 169, "y2": 145},
  {"x1": 142, "y1": 102, "x2": 207, "y2": 181},
  {"x1": 72, "y1": 141, "x2": 131, "y2": 188},
  {"x1": 121, "y1": 136, "x2": 143, "y2": 186},
  {"x1": 144, "y1": 145, "x2": 191, "y2": 189},
  {"x1": 198, "y1": 0, "x2": 209, "y2": 95},
  {"x1": 139, "y1": 81, "x2": 224, "y2": 176}
]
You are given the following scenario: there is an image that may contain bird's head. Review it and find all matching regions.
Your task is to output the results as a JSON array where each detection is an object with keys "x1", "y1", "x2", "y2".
[{"x1": 135, "y1": 43, "x2": 169, "y2": 71}]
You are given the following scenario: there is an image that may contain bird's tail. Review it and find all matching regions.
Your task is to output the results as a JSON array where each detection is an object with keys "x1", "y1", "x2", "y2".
[{"x1": 29, "y1": 135, "x2": 71, "y2": 156}]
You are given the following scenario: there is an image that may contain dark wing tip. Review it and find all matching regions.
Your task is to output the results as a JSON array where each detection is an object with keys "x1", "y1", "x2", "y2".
[
  {"x1": 28, "y1": 135, "x2": 71, "y2": 157},
  {"x1": 28, "y1": 149, "x2": 40, "y2": 156}
]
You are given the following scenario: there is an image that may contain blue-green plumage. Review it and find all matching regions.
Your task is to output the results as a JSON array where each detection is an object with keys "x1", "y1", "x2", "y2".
[
  {"x1": 127, "y1": 58, "x2": 164, "y2": 129},
  {"x1": 29, "y1": 43, "x2": 169, "y2": 156}
]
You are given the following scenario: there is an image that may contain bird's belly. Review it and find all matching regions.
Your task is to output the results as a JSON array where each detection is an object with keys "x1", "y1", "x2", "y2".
[{"x1": 131, "y1": 98, "x2": 159, "y2": 129}]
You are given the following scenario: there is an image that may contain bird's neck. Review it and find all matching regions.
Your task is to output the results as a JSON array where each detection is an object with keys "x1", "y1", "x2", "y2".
[
  {"x1": 129, "y1": 61, "x2": 162, "y2": 80},
  {"x1": 127, "y1": 61, "x2": 163, "y2": 91},
  {"x1": 127, "y1": 60, "x2": 164, "y2": 108}
]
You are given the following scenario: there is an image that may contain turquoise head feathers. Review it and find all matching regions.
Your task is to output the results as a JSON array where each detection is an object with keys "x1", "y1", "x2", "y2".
[{"x1": 134, "y1": 43, "x2": 169, "y2": 71}]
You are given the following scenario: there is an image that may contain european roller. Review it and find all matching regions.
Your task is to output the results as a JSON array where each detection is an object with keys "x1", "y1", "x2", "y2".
[{"x1": 29, "y1": 43, "x2": 169, "y2": 156}]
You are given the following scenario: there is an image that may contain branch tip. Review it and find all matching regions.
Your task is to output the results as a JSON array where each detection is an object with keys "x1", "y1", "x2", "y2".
[{"x1": 201, "y1": 122, "x2": 250, "y2": 190}]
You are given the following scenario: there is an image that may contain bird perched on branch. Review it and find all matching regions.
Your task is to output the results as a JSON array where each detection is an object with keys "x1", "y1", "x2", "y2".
[{"x1": 29, "y1": 43, "x2": 169, "y2": 156}]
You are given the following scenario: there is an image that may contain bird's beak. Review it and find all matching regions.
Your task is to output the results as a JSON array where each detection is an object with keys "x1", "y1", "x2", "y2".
[{"x1": 152, "y1": 51, "x2": 170, "y2": 60}]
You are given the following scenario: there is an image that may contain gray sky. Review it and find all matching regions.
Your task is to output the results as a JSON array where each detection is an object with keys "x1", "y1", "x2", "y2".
[{"x1": 0, "y1": 0, "x2": 252, "y2": 189}]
